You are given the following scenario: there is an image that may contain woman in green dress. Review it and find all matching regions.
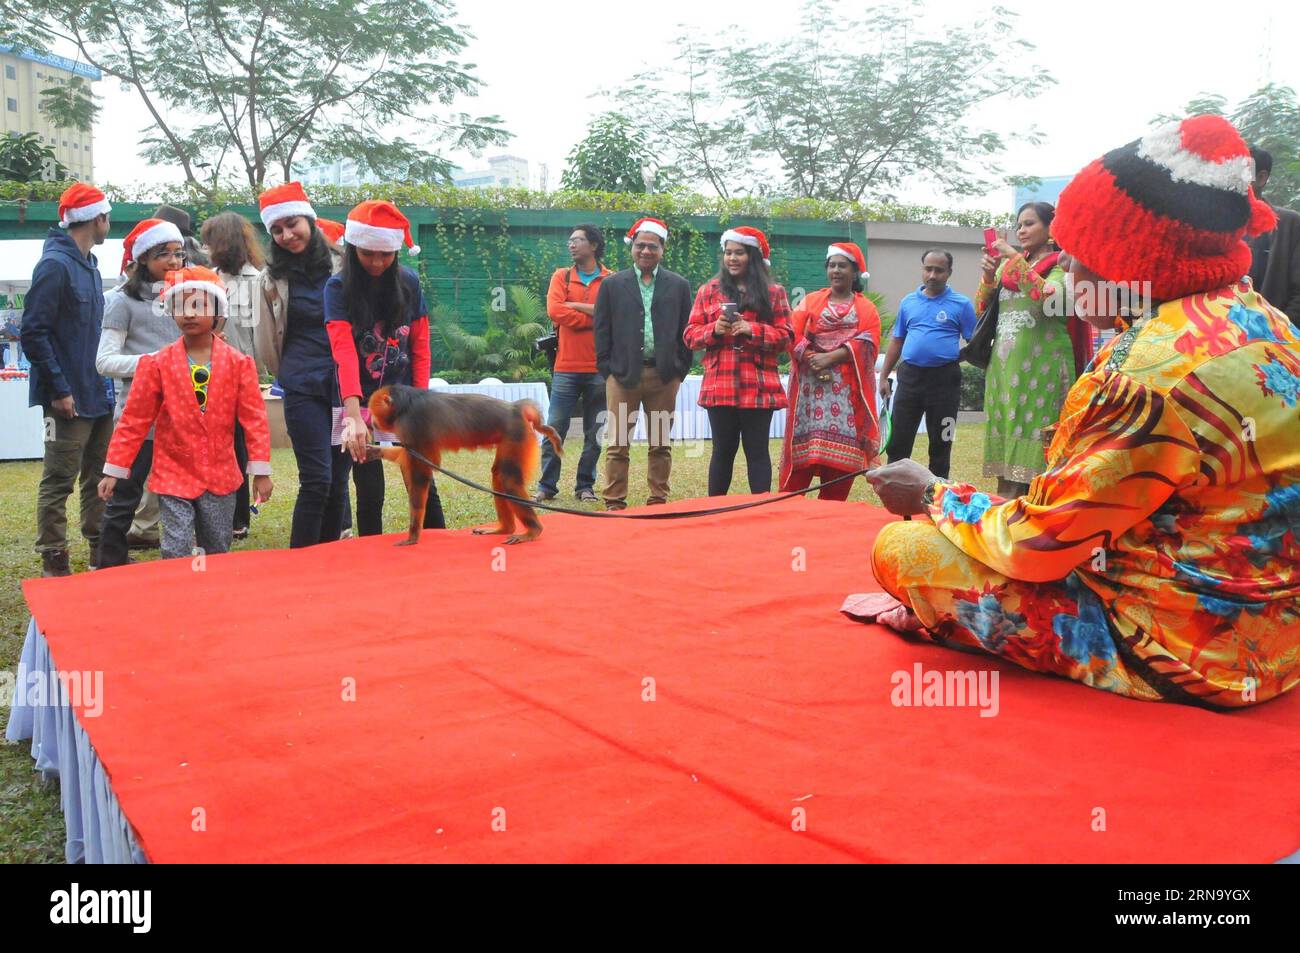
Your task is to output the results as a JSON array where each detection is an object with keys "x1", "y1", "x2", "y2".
[{"x1": 976, "y1": 201, "x2": 1074, "y2": 498}]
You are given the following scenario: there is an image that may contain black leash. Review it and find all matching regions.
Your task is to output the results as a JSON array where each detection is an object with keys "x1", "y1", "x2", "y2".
[{"x1": 384, "y1": 442, "x2": 875, "y2": 520}]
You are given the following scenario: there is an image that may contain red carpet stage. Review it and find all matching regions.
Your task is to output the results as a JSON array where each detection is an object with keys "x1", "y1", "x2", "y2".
[{"x1": 22, "y1": 496, "x2": 1300, "y2": 862}]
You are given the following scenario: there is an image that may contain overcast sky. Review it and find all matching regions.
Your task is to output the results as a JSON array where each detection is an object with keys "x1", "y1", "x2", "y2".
[{"x1": 87, "y1": 0, "x2": 1296, "y2": 212}]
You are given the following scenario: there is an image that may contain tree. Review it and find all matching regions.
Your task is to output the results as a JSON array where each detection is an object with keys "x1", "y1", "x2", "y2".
[
  {"x1": 434, "y1": 287, "x2": 550, "y2": 381},
  {"x1": 560, "y1": 113, "x2": 658, "y2": 193},
  {"x1": 612, "y1": 1, "x2": 1054, "y2": 202},
  {"x1": 0, "y1": 132, "x2": 66, "y2": 182},
  {"x1": 1155, "y1": 84, "x2": 1300, "y2": 209},
  {"x1": 0, "y1": 0, "x2": 510, "y2": 194},
  {"x1": 37, "y1": 76, "x2": 98, "y2": 132},
  {"x1": 614, "y1": 37, "x2": 754, "y2": 199}
]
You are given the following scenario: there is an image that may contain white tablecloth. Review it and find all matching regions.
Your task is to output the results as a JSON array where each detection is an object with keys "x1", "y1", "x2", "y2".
[
  {"x1": 0, "y1": 378, "x2": 45, "y2": 460},
  {"x1": 427, "y1": 381, "x2": 549, "y2": 423},
  {"x1": 629, "y1": 375, "x2": 788, "y2": 442},
  {"x1": 423, "y1": 374, "x2": 912, "y2": 443}
]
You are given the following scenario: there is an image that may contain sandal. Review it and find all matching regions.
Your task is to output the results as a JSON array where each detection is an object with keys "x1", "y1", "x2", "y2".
[{"x1": 576, "y1": 489, "x2": 599, "y2": 503}]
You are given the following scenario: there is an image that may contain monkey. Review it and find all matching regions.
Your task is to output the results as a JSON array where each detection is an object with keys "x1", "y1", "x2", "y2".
[{"x1": 364, "y1": 384, "x2": 564, "y2": 546}]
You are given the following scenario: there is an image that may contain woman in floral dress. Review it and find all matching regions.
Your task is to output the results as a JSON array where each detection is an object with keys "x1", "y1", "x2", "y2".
[{"x1": 977, "y1": 202, "x2": 1074, "y2": 498}]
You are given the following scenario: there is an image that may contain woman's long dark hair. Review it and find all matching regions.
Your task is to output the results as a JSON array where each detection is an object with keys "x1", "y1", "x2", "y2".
[
  {"x1": 266, "y1": 218, "x2": 334, "y2": 283},
  {"x1": 339, "y1": 243, "x2": 411, "y2": 341},
  {"x1": 717, "y1": 243, "x2": 773, "y2": 319}
]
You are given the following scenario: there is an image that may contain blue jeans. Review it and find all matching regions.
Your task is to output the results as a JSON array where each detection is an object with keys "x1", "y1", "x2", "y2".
[{"x1": 537, "y1": 372, "x2": 606, "y2": 496}]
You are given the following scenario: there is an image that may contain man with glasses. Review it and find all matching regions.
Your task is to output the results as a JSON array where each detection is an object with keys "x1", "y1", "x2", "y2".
[
  {"x1": 534, "y1": 224, "x2": 611, "y2": 503},
  {"x1": 593, "y1": 217, "x2": 694, "y2": 510},
  {"x1": 22, "y1": 183, "x2": 115, "y2": 576}
]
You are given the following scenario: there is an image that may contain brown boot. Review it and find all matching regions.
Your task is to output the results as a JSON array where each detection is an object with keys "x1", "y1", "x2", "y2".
[{"x1": 41, "y1": 550, "x2": 71, "y2": 577}]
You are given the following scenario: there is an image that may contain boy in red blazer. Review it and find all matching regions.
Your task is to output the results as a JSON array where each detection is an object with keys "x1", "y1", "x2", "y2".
[{"x1": 98, "y1": 267, "x2": 273, "y2": 560}]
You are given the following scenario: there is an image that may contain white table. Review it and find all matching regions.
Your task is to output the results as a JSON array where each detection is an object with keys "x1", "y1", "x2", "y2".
[
  {"x1": 427, "y1": 371, "x2": 913, "y2": 445},
  {"x1": 629, "y1": 375, "x2": 788, "y2": 442},
  {"x1": 426, "y1": 380, "x2": 550, "y2": 422},
  {"x1": 0, "y1": 378, "x2": 45, "y2": 460}
]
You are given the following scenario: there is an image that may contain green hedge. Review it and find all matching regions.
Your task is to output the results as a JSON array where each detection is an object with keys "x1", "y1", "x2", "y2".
[{"x1": 0, "y1": 179, "x2": 1012, "y2": 229}]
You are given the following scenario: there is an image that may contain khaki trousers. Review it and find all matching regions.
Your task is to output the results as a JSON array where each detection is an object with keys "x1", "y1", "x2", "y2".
[
  {"x1": 603, "y1": 366, "x2": 679, "y2": 507},
  {"x1": 35, "y1": 410, "x2": 112, "y2": 554}
]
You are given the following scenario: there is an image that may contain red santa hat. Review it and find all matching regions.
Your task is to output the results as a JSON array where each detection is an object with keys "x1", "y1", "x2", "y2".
[
  {"x1": 343, "y1": 200, "x2": 420, "y2": 256},
  {"x1": 160, "y1": 266, "x2": 228, "y2": 316},
  {"x1": 1053, "y1": 114, "x2": 1277, "y2": 302},
  {"x1": 825, "y1": 241, "x2": 868, "y2": 278},
  {"x1": 316, "y1": 217, "x2": 346, "y2": 245},
  {"x1": 258, "y1": 181, "x2": 316, "y2": 230},
  {"x1": 57, "y1": 182, "x2": 112, "y2": 229},
  {"x1": 720, "y1": 226, "x2": 771, "y2": 267},
  {"x1": 120, "y1": 218, "x2": 183, "y2": 276},
  {"x1": 624, "y1": 217, "x2": 669, "y2": 245}
]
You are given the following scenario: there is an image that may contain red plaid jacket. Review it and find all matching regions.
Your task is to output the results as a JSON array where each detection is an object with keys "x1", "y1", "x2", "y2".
[{"x1": 683, "y1": 278, "x2": 794, "y2": 409}]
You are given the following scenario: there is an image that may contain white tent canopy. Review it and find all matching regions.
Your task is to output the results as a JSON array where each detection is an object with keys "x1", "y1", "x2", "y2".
[{"x1": 0, "y1": 239, "x2": 127, "y2": 297}]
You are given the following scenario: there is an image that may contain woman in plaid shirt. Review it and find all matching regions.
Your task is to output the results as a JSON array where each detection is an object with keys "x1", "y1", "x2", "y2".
[{"x1": 684, "y1": 227, "x2": 794, "y2": 495}]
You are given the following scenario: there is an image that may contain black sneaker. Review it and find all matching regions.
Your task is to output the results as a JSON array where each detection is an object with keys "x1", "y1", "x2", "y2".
[{"x1": 41, "y1": 550, "x2": 71, "y2": 577}]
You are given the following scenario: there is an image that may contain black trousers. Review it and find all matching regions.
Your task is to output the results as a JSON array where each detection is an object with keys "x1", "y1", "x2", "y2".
[
  {"x1": 233, "y1": 423, "x2": 250, "y2": 532},
  {"x1": 706, "y1": 407, "x2": 775, "y2": 496},
  {"x1": 96, "y1": 438, "x2": 153, "y2": 569},
  {"x1": 885, "y1": 360, "x2": 962, "y2": 480},
  {"x1": 283, "y1": 392, "x2": 349, "y2": 549},
  {"x1": 344, "y1": 457, "x2": 445, "y2": 536}
]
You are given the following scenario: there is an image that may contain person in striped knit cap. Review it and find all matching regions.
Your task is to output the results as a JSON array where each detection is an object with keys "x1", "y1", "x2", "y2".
[{"x1": 859, "y1": 115, "x2": 1300, "y2": 709}]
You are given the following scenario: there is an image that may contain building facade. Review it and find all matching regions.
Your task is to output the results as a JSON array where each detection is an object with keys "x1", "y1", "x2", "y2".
[
  {"x1": 294, "y1": 157, "x2": 385, "y2": 188},
  {"x1": 0, "y1": 45, "x2": 98, "y2": 181},
  {"x1": 452, "y1": 154, "x2": 529, "y2": 189}
]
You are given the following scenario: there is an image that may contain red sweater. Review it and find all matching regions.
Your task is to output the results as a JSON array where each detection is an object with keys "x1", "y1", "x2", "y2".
[{"x1": 546, "y1": 265, "x2": 610, "y2": 373}]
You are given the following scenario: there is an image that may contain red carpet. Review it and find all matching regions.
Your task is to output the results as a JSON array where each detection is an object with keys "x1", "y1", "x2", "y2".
[{"x1": 23, "y1": 496, "x2": 1300, "y2": 863}]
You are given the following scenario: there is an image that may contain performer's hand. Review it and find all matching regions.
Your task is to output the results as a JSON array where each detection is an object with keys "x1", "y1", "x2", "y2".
[
  {"x1": 52, "y1": 394, "x2": 77, "y2": 419},
  {"x1": 879, "y1": 378, "x2": 892, "y2": 403},
  {"x1": 97, "y1": 476, "x2": 117, "y2": 502},
  {"x1": 252, "y1": 474, "x2": 273, "y2": 505},
  {"x1": 864, "y1": 459, "x2": 938, "y2": 516}
]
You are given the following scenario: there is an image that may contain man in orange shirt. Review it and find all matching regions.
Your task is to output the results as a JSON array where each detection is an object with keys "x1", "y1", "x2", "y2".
[{"x1": 535, "y1": 225, "x2": 611, "y2": 503}]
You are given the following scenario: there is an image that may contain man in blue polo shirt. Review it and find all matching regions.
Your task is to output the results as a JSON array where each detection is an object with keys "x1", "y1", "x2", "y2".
[{"x1": 877, "y1": 248, "x2": 976, "y2": 479}]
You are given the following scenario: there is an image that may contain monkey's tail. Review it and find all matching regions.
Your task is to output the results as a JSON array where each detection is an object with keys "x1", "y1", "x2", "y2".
[{"x1": 520, "y1": 400, "x2": 564, "y2": 457}]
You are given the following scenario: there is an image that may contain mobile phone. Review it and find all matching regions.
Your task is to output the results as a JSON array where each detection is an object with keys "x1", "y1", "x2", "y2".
[
  {"x1": 721, "y1": 301, "x2": 738, "y2": 322},
  {"x1": 983, "y1": 227, "x2": 999, "y2": 256}
]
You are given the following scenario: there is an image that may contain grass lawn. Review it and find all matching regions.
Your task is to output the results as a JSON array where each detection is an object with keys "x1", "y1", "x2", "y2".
[{"x1": 0, "y1": 423, "x2": 993, "y2": 863}]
